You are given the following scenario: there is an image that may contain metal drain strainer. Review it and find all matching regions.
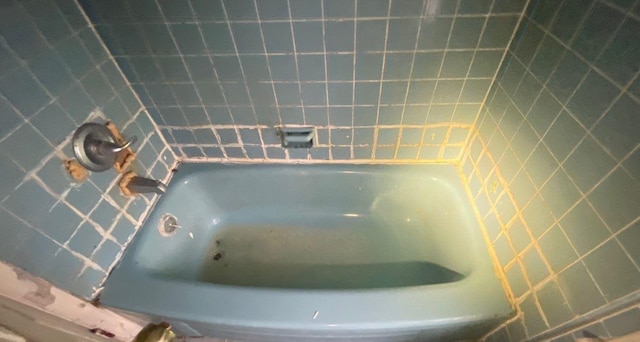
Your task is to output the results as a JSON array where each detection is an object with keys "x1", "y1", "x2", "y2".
[{"x1": 158, "y1": 214, "x2": 179, "y2": 236}]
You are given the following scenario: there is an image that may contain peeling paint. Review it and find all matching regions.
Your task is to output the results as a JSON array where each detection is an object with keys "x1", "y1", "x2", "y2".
[{"x1": 13, "y1": 268, "x2": 56, "y2": 308}]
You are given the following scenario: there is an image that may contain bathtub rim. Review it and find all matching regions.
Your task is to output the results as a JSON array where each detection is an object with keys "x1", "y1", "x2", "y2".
[{"x1": 101, "y1": 163, "x2": 513, "y2": 338}]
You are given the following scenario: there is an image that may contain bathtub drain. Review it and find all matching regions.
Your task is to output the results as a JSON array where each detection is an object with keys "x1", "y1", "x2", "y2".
[{"x1": 158, "y1": 214, "x2": 179, "y2": 236}]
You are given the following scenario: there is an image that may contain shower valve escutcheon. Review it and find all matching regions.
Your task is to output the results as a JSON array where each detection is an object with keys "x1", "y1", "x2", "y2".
[{"x1": 72, "y1": 122, "x2": 138, "y2": 172}]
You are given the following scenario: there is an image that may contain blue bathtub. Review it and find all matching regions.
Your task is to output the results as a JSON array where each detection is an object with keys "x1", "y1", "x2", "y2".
[{"x1": 101, "y1": 164, "x2": 512, "y2": 341}]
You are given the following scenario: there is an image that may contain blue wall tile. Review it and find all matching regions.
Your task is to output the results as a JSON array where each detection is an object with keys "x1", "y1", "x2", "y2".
[{"x1": 0, "y1": 0, "x2": 171, "y2": 300}]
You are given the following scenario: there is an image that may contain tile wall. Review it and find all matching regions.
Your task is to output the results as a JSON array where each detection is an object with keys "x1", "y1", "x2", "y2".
[
  {"x1": 0, "y1": 0, "x2": 174, "y2": 299},
  {"x1": 80, "y1": 0, "x2": 527, "y2": 161},
  {"x1": 459, "y1": 0, "x2": 640, "y2": 340}
]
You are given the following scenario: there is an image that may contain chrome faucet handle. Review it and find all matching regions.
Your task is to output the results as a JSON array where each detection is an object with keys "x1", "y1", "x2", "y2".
[
  {"x1": 72, "y1": 123, "x2": 138, "y2": 172},
  {"x1": 94, "y1": 135, "x2": 138, "y2": 154}
]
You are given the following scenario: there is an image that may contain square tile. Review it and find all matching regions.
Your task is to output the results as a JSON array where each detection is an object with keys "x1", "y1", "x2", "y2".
[
  {"x1": 543, "y1": 110, "x2": 586, "y2": 162},
  {"x1": 325, "y1": 21, "x2": 354, "y2": 52},
  {"x1": 1, "y1": 124, "x2": 51, "y2": 171},
  {"x1": 31, "y1": 103, "x2": 75, "y2": 146},
  {"x1": 560, "y1": 200, "x2": 611, "y2": 256},
  {"x1": 567, "y1": 71, "x2": 619, "y2": 129},
  {"x1": 563, "y1": 137, "x2": 616, "y2": 193},
  {"x1": 68, "y1": 221, "x2": 103, "y2": 258},
  {"x1": 571, "y1": 3, "x2": 624, "y2": 63},
  {"x1": 328, "y1": 54, "x2": 354, "y2": 81},
  {"x1": 294, "y1": 22, "x2": 324, "y2": 53},
  {"x1": 618, "y1": 221, "x2": 640, "y2": 267},
  {"x1": 0, "y1": 68, "x2": 51, "y2": 118},
  {"x1": 557, "y1": 261, "x2": 606, "y2": 315},
  {"x1": 529, "y1": 35, "x2": 564, "y2": 83},
  {"x1": 540, "y1": 169, "x2": 582, "y2": 218},
  {"x1": 328, "y1": 107, "x2": 353, "y2": 126},
  {"x1": 274, "y1": 83, "x2": 300, "y2": 106},
  {"x1": 257, "y1": 0, "x2": 290, "y2": 20},
  {"x1": 440, "y1": 51, "x2": 474, "y2": 78},
  {"x1": 448, "y1": 17, "x2": 484, "y2": 49},
  {"x1": 508, "y1": 219, "x2": 531, "y2": 254},
  {"x1": 588, "y1": 168, "x2": 640, "y2": 233},
  {"x1": 290, "y1": 0, "x2": 322, "y2": 18},
  {"x1": 522, "y1": 247, "x2": 550, "y2": 285},
  {"x1": 91, "y1": 238, "x2": 122, "y2": 270},
  {"x1": 217, "y1": 128, "x2": 238, "y2": 145},
  {"x1": 480, "y1": 16, "x2": 519, "y2": 49},
  {"x1": 201, "y1": 23, "x2": 235, "y2": 53},
  {"x1": 592, "y1": 94, "x2": 640, "y2": 160},
  {"x1": 262, "y1": 22, "x2": 294, "y2": 53},
  {"x1": 244, "y1": 146, "x2": 264, "y2": 159},
  {"x1": 356, "y1": 20, "x2": 387, "y2": 52},
  {"x1": 539, "y1": 225, "x2": 579, "y2": 273},
  {"x1": 324, "y1": 0, "x2": 355, "y2": 17},
  {"x1": 506, "y1": 262, "x2": 529, "y2": 298},
  {"x1": 224, "y1": 0, "x2": 257, "y2": 20},
  {"x1": 521, "y1": 294, "x2": 549, "y2": 337},
  {"x1": 494, "y1": 234, "x2": 515, "y2": 267},
  {"x1": 584, "y1": 239, "x2": 640, "y2": 302},
  {"x1": 357, "y1": 0, "x2": 389, "y2": 17},
  {"x1": 536, "y1": 280, "x2": 574, "y2": 328},
  {"x1": 328, "y1": 83, "x2": 353, "y2": 106},
  {"x1": 603, "y1": 307, "x2": 640, "y2": 336},
  {"x1": 232, "y1": 23, "x2": 264, "y2": 54},
  {"x1": 386, "y1": 19, "x2": 420, "y2": 51},
  {"x1": 596, "y1": 19, "x2": 640, "y2": 87},
  {"x1": 417, "y1": 17, "x2": 452, "y2": 50}
]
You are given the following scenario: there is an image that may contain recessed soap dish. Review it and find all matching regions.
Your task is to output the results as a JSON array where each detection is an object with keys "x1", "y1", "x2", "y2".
[{"x1": 277, "y1": 127, "x2": 314, "y2": 148}]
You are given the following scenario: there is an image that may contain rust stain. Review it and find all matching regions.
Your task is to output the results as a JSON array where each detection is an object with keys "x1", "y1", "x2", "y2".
[
  {"x1": 89, "y1": 328, "x2": 115, "y2": 338},
  {"x1": 13, "y1": 268, "x2": 56, "y2": 308}
]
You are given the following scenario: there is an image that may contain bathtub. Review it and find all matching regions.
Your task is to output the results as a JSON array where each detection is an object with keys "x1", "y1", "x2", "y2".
[{"x1": 101, "y1": 164, "x2": 512, "y2": 341}]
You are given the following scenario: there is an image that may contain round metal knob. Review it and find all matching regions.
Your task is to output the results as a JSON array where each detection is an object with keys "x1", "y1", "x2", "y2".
[{"x1": 72, "y1": 123, "x2": 137, "y2": 172}]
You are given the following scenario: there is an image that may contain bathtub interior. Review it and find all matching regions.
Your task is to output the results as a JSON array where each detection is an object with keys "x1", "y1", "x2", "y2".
[
  {"x1": 100, "y1": 163, "x2": 513, "y2": 341},
  {"x1": 131, "y1": 164, "x2": 482, "y2": 290}
]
